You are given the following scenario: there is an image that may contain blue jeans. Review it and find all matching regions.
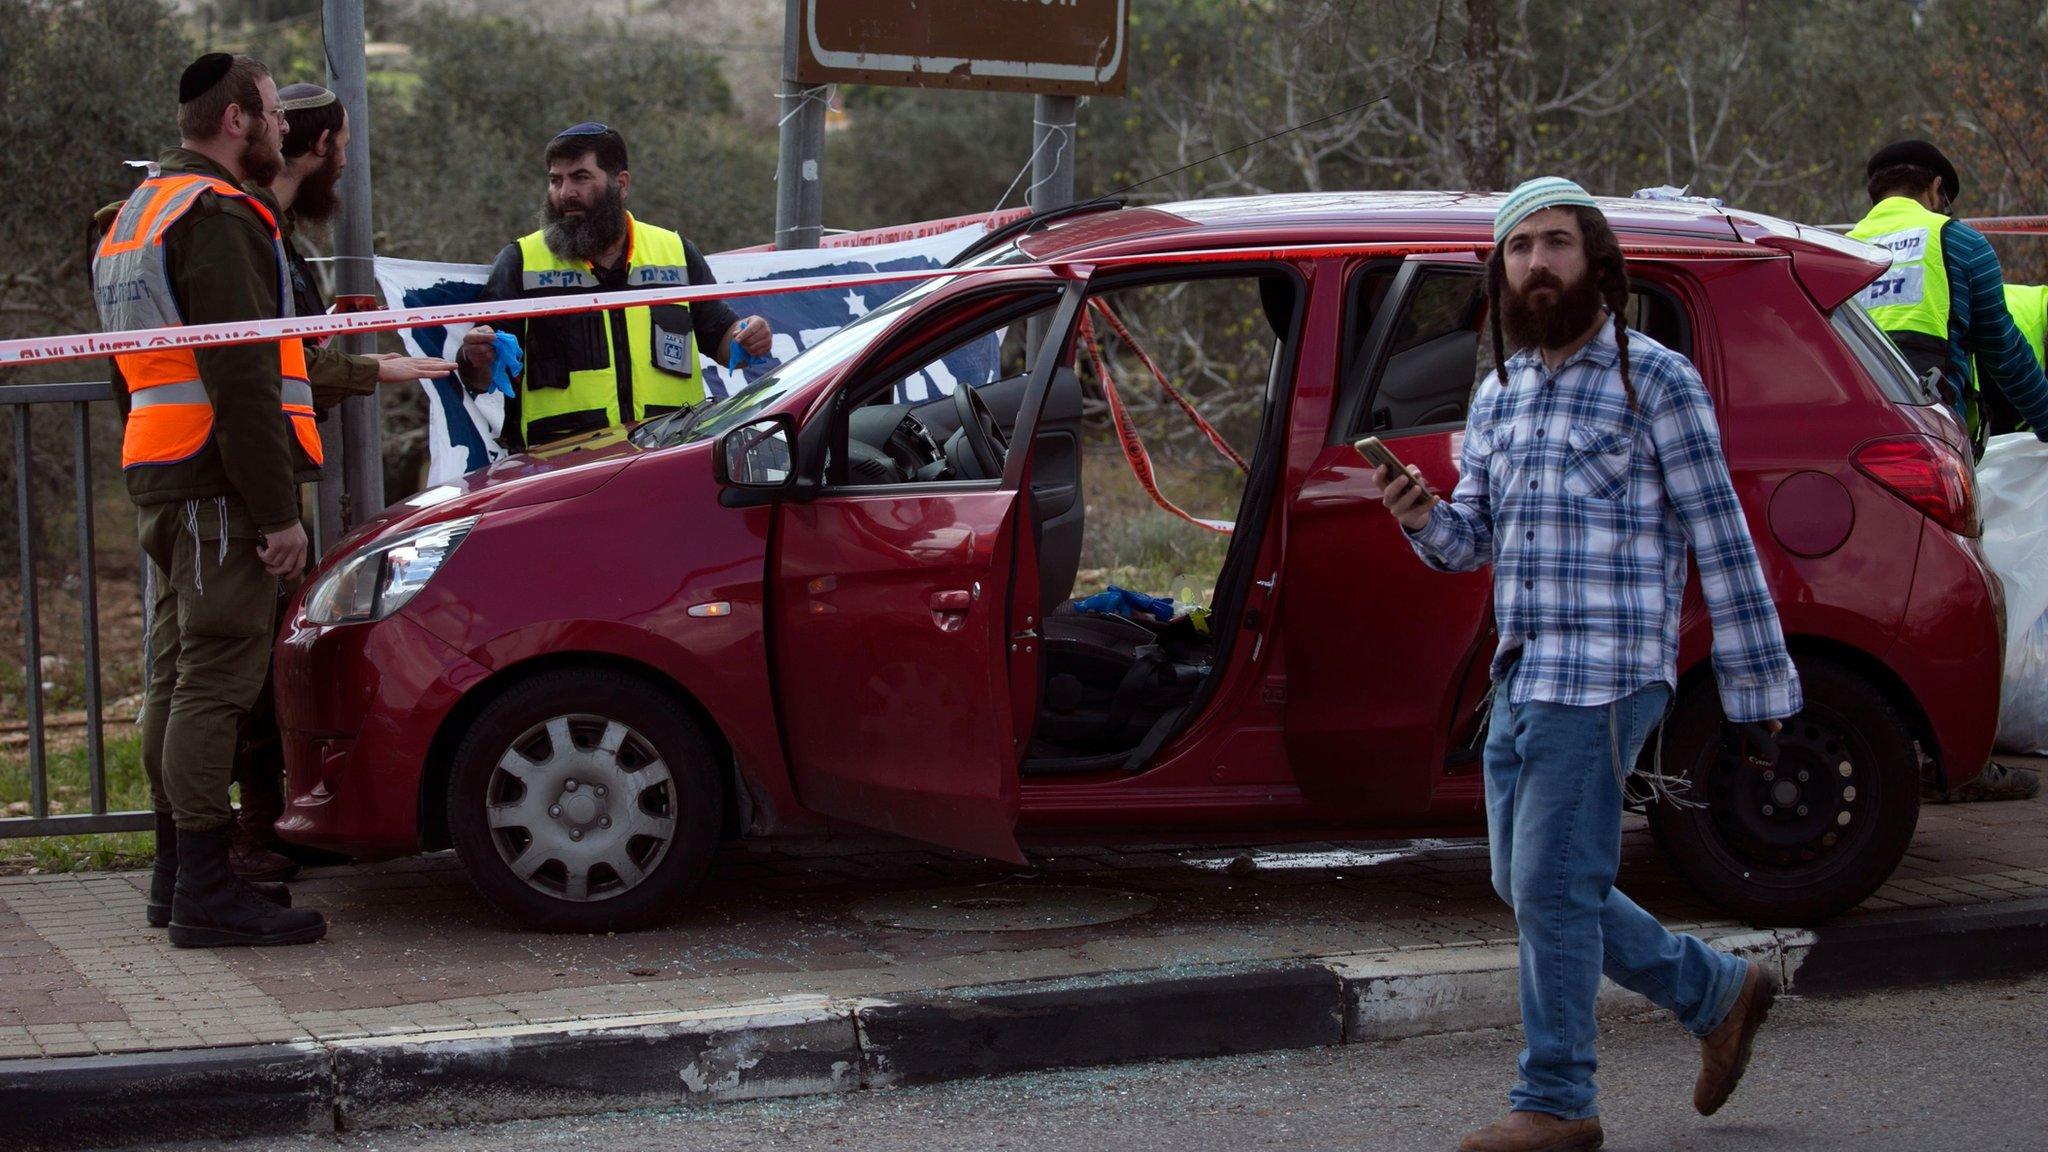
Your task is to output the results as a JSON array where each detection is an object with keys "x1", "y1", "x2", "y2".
[{"x1": 1484, "y1": 677, "x2": 1749, "y2": 1119}]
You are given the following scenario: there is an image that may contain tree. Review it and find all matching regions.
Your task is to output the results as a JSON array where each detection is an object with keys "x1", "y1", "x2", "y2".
[
  {"x1": 1932, "y1": 0, "x2": 2048, "y2": 281},
  {"x1": 0, "y1": 0, "x2": 192, "y2": 558},
  {"x1": 244, "y1": 5, "x2": 780, "y2": 492},
  {"x1": 364, "y1": 8, "x2": 766, "y2": 261},
  {"x1": 0, "y1": 0, "x2": 190, "y2": 347}
]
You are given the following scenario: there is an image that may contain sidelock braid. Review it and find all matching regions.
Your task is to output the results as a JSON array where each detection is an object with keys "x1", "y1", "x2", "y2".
[
  {"x1": 1611, "y1": 304, "x2": 1637, "y2": 412},
  {"x1": 1486, "y1": 246, "x2": 1511, "y2": 389}
]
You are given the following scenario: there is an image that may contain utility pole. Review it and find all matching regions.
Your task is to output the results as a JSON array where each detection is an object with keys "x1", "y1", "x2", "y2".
[
  {"x1": 324, "y1": 0, "x2": 383, "y2": 526},
  {"x1": 774, "y1": 0, "x2": 824, "y2": 250}
]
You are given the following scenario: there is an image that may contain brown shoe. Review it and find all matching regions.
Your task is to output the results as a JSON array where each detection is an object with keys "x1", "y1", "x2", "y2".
[
  {"x1": 1458, "y1": 1111, "x2": 1603, "y2": 1152},
  {"x1": 1946, "y1": 761, "x2": 2042, "y2": 803},
  {"x1": 1695, "y1": 959, "x2": 1779, "y2": 1116},
  {"x1": 228, "y1": 820, "x2": 301, "y2": 883}
]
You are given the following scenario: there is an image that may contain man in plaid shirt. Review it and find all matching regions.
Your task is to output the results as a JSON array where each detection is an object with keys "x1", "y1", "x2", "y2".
[{"x1": 1377, "y1": 178, "x2": 1800, "y2": 1152}]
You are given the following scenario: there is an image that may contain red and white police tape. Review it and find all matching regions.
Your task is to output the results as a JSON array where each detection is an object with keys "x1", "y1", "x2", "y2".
[
  {"x1": 1819, "y1": 214, "x2": 2048, "y2": 236},
  {"x1": 2, "y1": 240, "x2": 1781, "y2": 370},
  {"x1": 1076, "y1": 308, "x2": 1235, "y2": 535}
]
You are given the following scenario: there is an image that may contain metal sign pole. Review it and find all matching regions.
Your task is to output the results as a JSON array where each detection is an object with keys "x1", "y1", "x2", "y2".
[
  {"x1": 325, "y1": 0, "x2": 383, "y2": 522},
  {"x1": 1031, "y1": 95, "x2": 1078, "y2": 214},
  {"x1": 313, "y1": 421, "x2": 343, "y2": 558},
  {"x1": 775, "y1": 0, "x2": 825, "y2": 250},
  {"x1": 1025, "y1": 95, "x2": 1078, "y2": 364}
]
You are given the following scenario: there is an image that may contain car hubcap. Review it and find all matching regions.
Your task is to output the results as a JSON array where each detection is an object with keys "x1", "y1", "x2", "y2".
[
  {"x1": 485, "y1": 714, "x2": 676, "y2": 902},
  {"x1": 1705, "y1": 717, "x2": 1866, "y2": 868}
]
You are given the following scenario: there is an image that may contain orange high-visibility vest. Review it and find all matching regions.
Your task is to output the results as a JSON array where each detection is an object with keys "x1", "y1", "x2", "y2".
[{"x1": 91, "y1": 173, "x2": 319, "y2": 470}]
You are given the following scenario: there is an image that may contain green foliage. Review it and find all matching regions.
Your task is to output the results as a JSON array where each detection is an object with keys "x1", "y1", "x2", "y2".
[
  {"x1": 367, "y1": 8, "x2": 769, "y2": 260},
  {"x1": 1072, "y1": 447, "x2": 1239, "y2": 604},
  {"x1": 0, "y1": 0, "x2": 191, "y2": 342},
  {"x1": 832, "y1": 86, "x2": 1032, "y2": 229},
  {"x1": 0, "y1": 0, "x2": 191, "y2": 557},
  {"x1": 228, "y1": 5, "x2": 771, "y2": 259},
  {"x1": 1928, "y1": 0, "x2": 2048, "y2": 281},
  {"x1": 0, "y1": 730, "x2": 148, "y2": 812},
  {"x1": 0, "y1": 730, "x2": 152, "y2": 873},
  {"x1": 6, "y1": 830, "x2": 152, "y2": 872}
]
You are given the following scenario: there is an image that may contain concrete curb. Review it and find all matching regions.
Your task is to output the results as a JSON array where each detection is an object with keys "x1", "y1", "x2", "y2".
[
  {"x1": 331, "y1": 999, "x2": 863, "y2": 1131},
  {"x1": 0, "y1": 1043, "x2": 331, "y2": 1151},
  {"x1": 5, "y1": 898, "x2": 2048, "y2": 1150},
  {"x1": 858, "y1": 963, "x2": 1345, "y2": 1086},
  {"x1": 1782, "y1": 895, "x2": 2048, "y2": 996}
]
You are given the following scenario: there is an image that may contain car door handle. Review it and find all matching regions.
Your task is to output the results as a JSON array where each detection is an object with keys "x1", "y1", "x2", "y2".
[{"x1": 929, "y1": 588, "x2": 974, "y2": 633}]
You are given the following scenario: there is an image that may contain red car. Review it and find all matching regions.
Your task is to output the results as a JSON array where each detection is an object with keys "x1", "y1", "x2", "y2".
[{"x1": 274, "y1": 193, "x2": 2001, "y2": 931}]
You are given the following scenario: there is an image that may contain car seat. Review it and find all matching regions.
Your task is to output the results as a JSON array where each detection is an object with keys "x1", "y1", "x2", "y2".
[{"x1": 1033, "y1": 604, "x2": 1212, "y2": 760}]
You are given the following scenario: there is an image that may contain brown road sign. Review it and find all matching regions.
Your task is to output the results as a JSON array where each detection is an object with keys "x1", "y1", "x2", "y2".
[{"x1": 791, "y1": 0, "x2": 1128, "y2": 97}]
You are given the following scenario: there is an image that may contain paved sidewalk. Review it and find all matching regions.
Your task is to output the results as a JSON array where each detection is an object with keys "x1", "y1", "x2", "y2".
[{"x1": 5, "y1": 764, "x2": 2046, "y2": 1063}]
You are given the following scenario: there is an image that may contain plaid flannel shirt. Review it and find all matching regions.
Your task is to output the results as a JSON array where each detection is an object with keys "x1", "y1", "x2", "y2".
[{"x1": 1406, "y1": 316, "x2": 1802, "y2": 723}]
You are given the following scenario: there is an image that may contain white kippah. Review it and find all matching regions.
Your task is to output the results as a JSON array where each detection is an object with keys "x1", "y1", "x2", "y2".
[
  {"x1": 278, "y1": 85, "x2": 337, "y2": 113},
  {"x1": 1494, "y1": 177, "x2": 1599, "y2": 242}
]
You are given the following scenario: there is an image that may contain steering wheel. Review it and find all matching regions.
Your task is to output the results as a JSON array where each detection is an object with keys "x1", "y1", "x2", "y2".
[{"x1": 951, "y1": 383, "x2": 1010, "y2": 479}]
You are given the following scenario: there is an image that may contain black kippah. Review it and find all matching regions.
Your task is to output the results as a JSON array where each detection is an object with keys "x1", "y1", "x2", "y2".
[
  {"x1": 179, "y1": 53, "x2": 233, "y2": 104},
  {"x1": 1866, "y1": 139, "x2": 1960, "y2": 203}
]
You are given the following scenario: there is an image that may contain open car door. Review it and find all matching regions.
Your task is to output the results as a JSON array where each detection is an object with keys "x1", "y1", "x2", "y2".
[{"x1": 770, "y1": 275, "x2": 1089, "y2": 862}]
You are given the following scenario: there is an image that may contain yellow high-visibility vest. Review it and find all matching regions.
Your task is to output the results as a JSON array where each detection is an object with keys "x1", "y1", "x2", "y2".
[
  {"x1": 513, "y1": 216, "x2": 703, "y2": 445},
  {"x1": 1848, "y1": 196, "x2": 1952, "y2": 342}
]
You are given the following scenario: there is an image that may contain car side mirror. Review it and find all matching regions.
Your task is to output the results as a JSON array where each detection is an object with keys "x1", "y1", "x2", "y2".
[{"x1": 714, "y1": 414, "x2": 797, "y2": 491}]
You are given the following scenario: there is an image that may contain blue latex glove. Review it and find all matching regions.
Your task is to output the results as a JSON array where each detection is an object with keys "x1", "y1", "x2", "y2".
[
  {"x1": 488, "y1": 331, "x2": 523, "y2": 398},
  {"x1": 1074, "y1": 586, "x2": 1177, "y2": 622},
  {"x1": 727, "y1": 339, "x2": 771, "y2": 373}
]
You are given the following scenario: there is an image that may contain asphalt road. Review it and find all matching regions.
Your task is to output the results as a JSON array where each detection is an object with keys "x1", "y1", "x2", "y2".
[{"x1": 127, "y1": 974, "x2": 2048, "y2": 1152}]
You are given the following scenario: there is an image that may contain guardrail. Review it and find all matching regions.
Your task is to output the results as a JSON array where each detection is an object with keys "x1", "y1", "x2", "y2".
[{"x1": 1, "y1": 381, "x2": 148, "y2": 839}]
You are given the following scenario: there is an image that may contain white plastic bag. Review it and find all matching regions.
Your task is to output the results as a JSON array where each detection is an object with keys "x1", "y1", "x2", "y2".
[
  {"x1": 1978, "y1": 434, "x2": 2048, "y2": 754},
  {"x1": 1631, "y1": 184, "x2": 1725, "y2": 208}
]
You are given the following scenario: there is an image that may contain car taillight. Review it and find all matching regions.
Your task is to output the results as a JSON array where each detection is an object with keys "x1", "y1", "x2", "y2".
[{"x1": 1853, "y1": 435, "x2": 1979, "y2": 537}]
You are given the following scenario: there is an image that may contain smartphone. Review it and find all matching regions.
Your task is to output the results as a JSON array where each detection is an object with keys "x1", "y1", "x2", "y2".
[
  {"x1": 1354, "y1": 436, "x2": 1437, "y2": 507},
  {"x1": 1352, "y1": 435, "x2": 1405, "y2": 473}
]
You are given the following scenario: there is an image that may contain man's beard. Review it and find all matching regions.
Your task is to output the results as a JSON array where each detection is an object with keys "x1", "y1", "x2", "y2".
[
  {"x1": 541, "y1": 180, "x2": 628, "y2": 263},
  {"x1": 1500, "y1": 266, "x2": 1605, "y2": 350},
  {"x1": 240, "y1": 118, "x2": 284, "y2": 186},
  {"x1": 291, "y1": 149, "x2": 345, "y2": 224}
]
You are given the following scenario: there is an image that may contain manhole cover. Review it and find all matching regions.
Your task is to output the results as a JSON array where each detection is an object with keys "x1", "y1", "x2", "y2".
[{"x1": 848, "y1": 886, "x2": 1157, "y2": 932}]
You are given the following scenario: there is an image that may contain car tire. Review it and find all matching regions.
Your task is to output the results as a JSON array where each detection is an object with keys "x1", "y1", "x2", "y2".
[
  {"x1": 1647, "y1": 656, "x2": 1919, "y2": 927},
  {"x1": 447, "y1": 669, "x2": 723, "y2": 932}
]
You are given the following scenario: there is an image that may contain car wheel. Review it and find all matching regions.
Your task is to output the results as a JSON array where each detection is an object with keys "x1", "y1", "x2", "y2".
[
  {"x1": 1647, "y1": 656, "x2": 1919, "y2": 927},
  {"x1": 447, "y1": 669, "x2": 723, "y2": 932}
]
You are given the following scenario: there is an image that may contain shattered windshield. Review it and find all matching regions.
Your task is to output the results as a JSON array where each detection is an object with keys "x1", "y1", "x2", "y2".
[{"x1": 633, "y1": 242, "x2": 1038, "y2": 449}]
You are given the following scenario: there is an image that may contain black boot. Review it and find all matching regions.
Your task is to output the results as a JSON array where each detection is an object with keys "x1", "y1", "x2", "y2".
[
  {"x1": 146, "y1": 813, "x2": 292, "y2": 929},
  {"x1": 167, "y1": 826, "x2": 325, "y2": 947},
  {"x1": 228, "y1": 817, "x2": 302, "y2": 882}
]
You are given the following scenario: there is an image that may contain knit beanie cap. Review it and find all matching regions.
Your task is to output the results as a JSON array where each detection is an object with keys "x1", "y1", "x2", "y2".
[{"x1": 1495, "y1": 177, "x2": 1599, "y2": 243}]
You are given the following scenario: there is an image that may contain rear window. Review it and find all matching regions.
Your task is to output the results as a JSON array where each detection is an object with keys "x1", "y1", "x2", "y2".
[
  {"x1": 1341, "y1": 265, "x2": 1692, "y2": 438},
  {"x1": 1830, "y1": 301, "x2": 1939, "y2": 405}
]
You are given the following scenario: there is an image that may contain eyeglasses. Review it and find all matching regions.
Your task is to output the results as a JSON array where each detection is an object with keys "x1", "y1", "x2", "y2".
[{"x1": 553, "y1": 121, "x2": 613, "y2": 139}]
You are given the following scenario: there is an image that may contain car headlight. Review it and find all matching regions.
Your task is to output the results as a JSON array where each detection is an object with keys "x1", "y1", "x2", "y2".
[{"x1": 303, "y1": 516, "x2": 478, "y2": 625}]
